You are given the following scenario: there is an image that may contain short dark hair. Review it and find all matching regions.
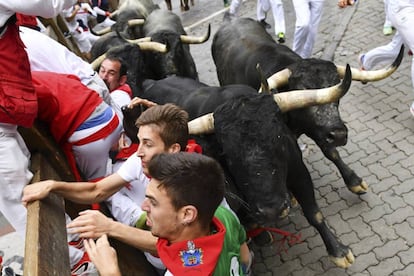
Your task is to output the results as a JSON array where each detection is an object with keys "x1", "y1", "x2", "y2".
[
  {"x1": 104, "y1": 54, "x2": 128, "y2": 77},
  {"x1": 148, "y1": 152, "x2": 225, "y2": 228},
  {"x1": 136, "y1": 104, "x2": 189, "y2": 151}
]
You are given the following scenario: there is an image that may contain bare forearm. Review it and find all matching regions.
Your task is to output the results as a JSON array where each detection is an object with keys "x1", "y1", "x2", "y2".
[{"x1": 108, "y1": 221, "x2": 158, "y2": 255}]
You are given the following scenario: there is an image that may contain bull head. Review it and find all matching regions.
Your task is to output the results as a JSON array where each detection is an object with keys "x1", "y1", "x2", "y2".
[{"x1": 188, "y1": 64, "x2": 352, "y2": 135}]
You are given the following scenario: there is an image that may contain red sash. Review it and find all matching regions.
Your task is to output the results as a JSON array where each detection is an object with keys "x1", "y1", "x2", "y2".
[{"x1": 156, "y1": 217, "x2": 225, "y2": 275}]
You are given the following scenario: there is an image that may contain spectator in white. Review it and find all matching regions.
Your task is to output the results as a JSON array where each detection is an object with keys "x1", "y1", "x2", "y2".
[
  {"x1": 383, "y1": 0, "x2": 393, "y2": 36},
  {"x1": 340, "y1": 0, "x2": 414, "y2": 117},
  {"x1": 292, "y1": 0, "x2": 324, "y2": 58},
  {"x1": 62, "y1": 2, "x2": 99, "y2": 61},
  {"x1": 91, "y1": 0, "x2": 115, "y2": 29},
  {"x1": 257, "y1": 0, "x2": 286, "y2": 43}
]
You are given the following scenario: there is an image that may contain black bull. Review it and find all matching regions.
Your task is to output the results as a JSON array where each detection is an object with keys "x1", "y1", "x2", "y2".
[
  {"x1": 212, "y1": 17, "x2": 368, "y2": 194},
  {"x1": 122, "y1": 74, "x2": 354, "y2": 267}
]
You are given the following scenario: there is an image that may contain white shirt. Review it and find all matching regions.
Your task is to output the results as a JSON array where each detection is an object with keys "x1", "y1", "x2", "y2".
[
  {"x1": 0, "y1": 0, "x2": 76, "y2": 26},
  {"x1": 19, "y1": 26, "x2": 95, "y2": 83},
  {"x1": 116, "y1": 154, "x2": 150, "y2": 204}
]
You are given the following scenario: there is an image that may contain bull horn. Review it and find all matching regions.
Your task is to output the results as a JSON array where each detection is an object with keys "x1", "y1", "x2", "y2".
[
  {"x1": 91, "y1": 53, "x2": 107, "y2": 70},
  {"x1": 188, "y1": 113, "x2": 215, "y2": 135},
  {"x1": 336, "y1": 45, "x2": 404, "y2": 83},
  {"x1": 180, "y1": 24, "x2": 210, "y2": 44},
  {"x1": 93, "y1": 26, "x2": 112, "y2": 36},
  {"x1": 127, "y1": 18, "x2": 145, "y2": 27},
  {"x1": 109, "y1": 10, "x2": 118, "y2": 18},
  {"x1": 274, "y1": 64, "x2": 352, "y2": 113},
  {"x1": 138, "y1": 41, "x2": 168, "y2": 52},
  {"x1": 259, "y1": 68, "x2": 292, "y2": 92},
  {"x1": 90, "y1": 41, "x2": 167, "y2": 70},
  {"x1": 122, "y1": 36, "x2": 152, "y2": 44}
]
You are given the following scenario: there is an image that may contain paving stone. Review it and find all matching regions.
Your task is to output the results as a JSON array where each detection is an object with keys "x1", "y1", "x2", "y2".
[
  {"x1": 397, "y1": 246, "x2": 414, "y2": 266},
  {"x1": 383, "y1": 206, "x2": 414, "y2": 225},
  {"x1": 360, "y1": 204, "x2": 393, "y2": 223},
  {"x1": 394, "y1": 221, "x2": 414, "y2": 247},
  {"x1": 380, "y1": 190, "x2": 409, "y2": 211},
  {"x1": 373, "y1": 238, "x2": 409, "y2": 260},
  {"x1": 347, "y1": 216, "x2": 374, "y2": 240},
  {"x1": 369, "y1": 218, "x2": 398, "y2": 242},
  {"x1": 350, "y1": 234, "x2": 383, "y2": 256},
  {"x1": 367, "y1": 256, "x2": 404, "y2": 276},
  {"x1": 347, "y1": 252, "x2": 379, "y2": 274},
  {"x1": 393, "y1": 264, "x2": 414, "y2": 276}
]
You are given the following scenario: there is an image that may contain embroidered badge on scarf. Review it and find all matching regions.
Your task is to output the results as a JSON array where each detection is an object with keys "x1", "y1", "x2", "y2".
[
  {"x1": 156, "y1": 217, "x2": 226, "y2": 275},
  {"x1": 180, "y1": 240, "x2": 203, "y2": 267}
]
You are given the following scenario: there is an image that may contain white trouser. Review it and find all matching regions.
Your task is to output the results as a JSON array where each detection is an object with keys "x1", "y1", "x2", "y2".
[
  {"x1": 363, "y1": 32, "x2": 404, "y2": 70},
  {"x1": 292, "y1": 0, "x2": 324, "y2": 58},
  {"x1": 383, "y1": 0, "x2": 392, "y2": 27},
  {"x1": 257, "y1": 0, "x2": 286, "y2": 35},
  {"x1": 0, "y1": 125, "x2": 32, "y2": 238},
  {"x1": 387, "y1": 2, "x2": 414, "y2": 96},
  {"x1": 229, "y1": 0, "x2": 242, "y2": 15}
]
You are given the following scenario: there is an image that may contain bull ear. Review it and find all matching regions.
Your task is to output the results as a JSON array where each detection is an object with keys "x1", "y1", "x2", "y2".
[
  {"x1": 336, "y1": 45, "x2": 404, "y2": 83},
  {"x1": 188, "y1": 113, "x2": 215, "y2": 135},
  {"x1": 274, "y1": 64, "x2": 352, "y2": 112},
  {"x1": 180, "y1": 24, "x2": 211, "y2": 44},
  {"x1": 256, "y1": 63, "x2": 270, "y2": 94}
]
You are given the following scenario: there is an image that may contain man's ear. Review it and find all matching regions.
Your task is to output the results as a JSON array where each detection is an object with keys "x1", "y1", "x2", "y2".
[
  {"x1": 180, "y1": 205, "x2": 198, "y2": 225},
  {"x1": 119, "y1": 75, "x2": 128, "y2": 86},
  {"x1": 168, "y1": 143, "x2": 181, "y2": 153}
]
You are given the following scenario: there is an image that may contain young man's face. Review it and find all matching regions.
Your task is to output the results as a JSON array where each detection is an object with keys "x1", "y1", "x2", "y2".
[
  {"x1": 137, "y1": 124, "x2": 178, "y2": 175},
  {"x1": 141, "y1": 178, "x2": 182, "y2": 240},
  {"x1": 98, "y1": 59, "x2": 125, "y2": 92}
]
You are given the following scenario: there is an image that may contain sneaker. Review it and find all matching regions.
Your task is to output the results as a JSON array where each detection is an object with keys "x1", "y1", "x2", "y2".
[
  {"x1": 258, "y1": 19, "x2": 271, "y2": 29},
  {"x1": 410, "y1": 103, "x2": 414, "y2": 117},
  {"x1": 358, "y1": 54, "x2": 366, "y2": 70},
  {"x1": 223, "y1": 11, "x2": 236, "y2": 22},
  {"x1": 383, "y1": 25, "x2": 393, "y2": 36},
  {"x1": 2, "y1": 266, "x2": 20, "y2": 276},
  {"x1": 71, "y1": 252, "x2": 97, "y2": 276},
  {"x1": 277, "y1": 32, "x2": 285, "y2": 43}
]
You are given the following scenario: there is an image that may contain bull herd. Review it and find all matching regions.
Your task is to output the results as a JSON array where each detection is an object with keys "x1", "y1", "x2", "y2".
[{"x1": 89, "y1": 0, "x2": 404, "y2": 269}]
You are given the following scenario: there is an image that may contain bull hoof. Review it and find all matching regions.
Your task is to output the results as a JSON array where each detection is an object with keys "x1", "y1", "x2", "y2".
[
  {"x1": 279, "y1": 207, "x2": 290, "y2": 219},
  {"x1": 330, "y1": 250, "x2": 355, "y2": 268},
  {"x1": 290, "y1": 196, "x2": 298, "y2": 208},
  {"x1": 349, "y1": 180, "x2": 368, "y2": 194}
]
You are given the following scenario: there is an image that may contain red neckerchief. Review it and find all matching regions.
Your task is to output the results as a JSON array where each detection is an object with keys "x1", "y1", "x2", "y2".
[
  {"x1": 156, "y1": 217, "x2": 225, "y2": 275},
  {"x1": 112, "y1": 83, "x2": 133, "y2": 98},
  {"x1": 114, "y1": 143, "x2": 139, "y2": 161}
]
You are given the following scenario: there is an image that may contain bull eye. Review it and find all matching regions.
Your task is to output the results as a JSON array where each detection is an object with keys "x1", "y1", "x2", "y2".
[
  {"x1": 256, "y1": 172, "x2": 261, "y2": 176},
  {"x1": 272, "y1": 169, "x2": 276, "y2": 175}
]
